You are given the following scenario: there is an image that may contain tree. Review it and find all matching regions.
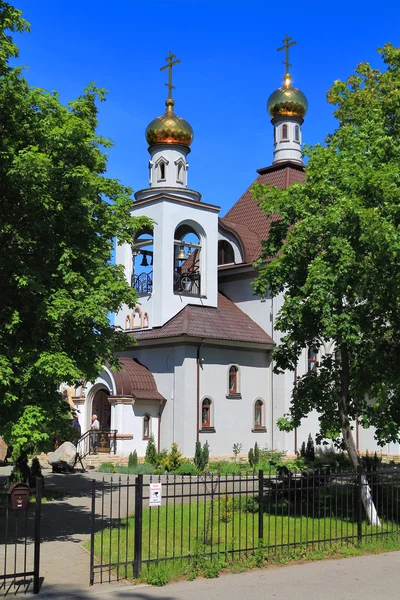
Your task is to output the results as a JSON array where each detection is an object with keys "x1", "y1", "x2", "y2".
[
  {"x1": 0, "y1": 2, "x2": 150, "y2": 458},
  {"x1": 254, "y1": 44, "x2": 400, "y2": 524},
  {"x1": 145, "y1": 435, "x2": 158, "y2": 466}
]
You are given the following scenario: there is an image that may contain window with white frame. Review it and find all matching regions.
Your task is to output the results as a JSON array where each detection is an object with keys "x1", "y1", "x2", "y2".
[
  {"x1": 254, "y1": 399, "x2": 265, "y2": 430},
  {"x1": 201, "y1": 397, "x2": 212, "y2": 428},
  {"x1": 308, "y1": 347, "x2": 318, "y2": 372},
  {"x1": 143, "y1": 414, "x2": 151, "y2": 439}
]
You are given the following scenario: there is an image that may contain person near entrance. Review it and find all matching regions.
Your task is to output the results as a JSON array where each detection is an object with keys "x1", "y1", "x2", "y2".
[{"x1": 90, "y1": 414, "x2": 100, "y2": 454}]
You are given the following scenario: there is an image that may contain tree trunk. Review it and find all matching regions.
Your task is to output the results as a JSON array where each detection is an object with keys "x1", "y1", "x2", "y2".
[{"x1": 339, "y1": 347, "x2": 381, "y2": 527}]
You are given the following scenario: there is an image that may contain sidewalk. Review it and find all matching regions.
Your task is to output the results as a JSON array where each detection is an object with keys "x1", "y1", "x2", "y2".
[{"x1": 26, "y1": 550, "x2": 400, "y2": 599}]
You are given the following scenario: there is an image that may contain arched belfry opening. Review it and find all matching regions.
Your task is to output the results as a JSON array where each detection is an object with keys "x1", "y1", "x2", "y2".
[
  {"x1": 173, "y1": 222, "x2": 202, "y2": 295},
  {"x1": 132, "y1": 228, "x2": 154, "y2": 295}
]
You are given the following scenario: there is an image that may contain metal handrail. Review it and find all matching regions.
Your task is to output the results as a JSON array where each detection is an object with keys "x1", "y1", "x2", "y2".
[{"x1": 76, "y1": 429, "x2": 118, "y2": 459}]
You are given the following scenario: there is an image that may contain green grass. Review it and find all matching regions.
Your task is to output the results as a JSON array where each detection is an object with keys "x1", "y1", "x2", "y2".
[{"x1": 88, "y1": 497, "x2": 400, "y2": 584}]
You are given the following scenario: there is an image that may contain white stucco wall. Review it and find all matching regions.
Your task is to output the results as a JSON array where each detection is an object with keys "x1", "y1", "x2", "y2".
[{"x1": 115, "y1": 196, "x2": 219, "y2": 329}]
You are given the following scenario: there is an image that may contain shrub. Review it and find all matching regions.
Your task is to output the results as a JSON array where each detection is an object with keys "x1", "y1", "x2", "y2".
[
  {"x1": 117, "y1": 464, "x2": 154, "y2": 475},
  {"x1": 194, "y1": 441, "x2": 209, "y2": 472},
  {"x1": 254, "y1": 442, "x2": 260, "y2": 466},
  {"x1": 98, "y1": 462, "x2": 115, "y2": 473},
  {"x1": 259, "y1": 447, "x2": 285, "y2": 465},
  {"x1": 233, "y1": 496, "x2": 258, "y2": 513},
  {"x1": 219, "y1": 494, "x2": 233, "y2": 523},
  {"x1": 305, "y1": 434, "x2": 315, "y2": 461},
  {"x1": 8, "y1": 454, "x2": 31, "y2": 486},
  {"x1": 161, "y1": 442, "x2": 183, "y2": 472},
  {"x1": 29, "y1": 457, "x2": 44, "y2": 488},
  {"x1": 174, "y1": 463, "x2": 199, "y2": 475},
  {"x1": 145, "y1": 434, "x2": 158, "y2": 466},
  {"x1": 128, "y1": 450, "x2": 138, "y2": 468},
  {"x1": 248, "y1": 447, "x2": 255, "y2": 468},
  {"x1": 232, "y1": 442, "x2": 243, "y2": 462}
]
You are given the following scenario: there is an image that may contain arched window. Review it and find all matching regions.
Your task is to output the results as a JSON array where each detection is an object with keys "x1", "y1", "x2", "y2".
[
  {"x1": 308, "y1": 347, "x2": 318, "y2": 372},
  {"x1": 254, "y1": 399, "x2": 263, "y2": 429},
  {"x1": 282, "y1": 124, "x2": 288, "y2": 140},
  {"x1": 218, "y1": 240, "x2": 235, "y2": 265},
  {"x1": 174, "y1": 223, "x2": 202, "y2": 296},
  {"x1": 143, "y1": 414, "x2": 151, "y2": 439},
  {"x1": 202, "y1": 398, "x2": 211, "y2": 428},
  {"x1": 294, "y1": 125, "x2": 300, "y2": 142},
  {"x1": 159, "y1": 162, "x2": 166, "y2": 180},
  {"x1": 177, "y1": 162, "x2": 183, "y2": 183},
  {"x1": 132, "y1": 229, "x2": 154, "y2": 294},
  {"x1": 228, "y1": 366, "x2": 238, "y2": 393}
]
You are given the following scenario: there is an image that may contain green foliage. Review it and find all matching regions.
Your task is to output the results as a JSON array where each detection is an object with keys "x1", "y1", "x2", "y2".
[
  {"x1": 128, "y1": 451, "x2": 138, "y2": 468},
  {"x1": 254, "y1": 442, "x2": 260, "y2": 465},
  {"x1": 219, "y1": 493, "x2": 233, "y2": 523},
  {"x1": 145, "y1": 434, "x2": 158, "y2": 466},
  {"x1": 248, "y1": 447, "x2": 255, "y2": 468},
  {"x1": 0, "y1": 4, "x2": 151, "y2": 457},
  {"x1": 232, "y1": 442, "x2": 243, "y2": 462},
  {"x1": 194, "y1": 440, "x2": 209, "y2": 472},
  {"x1": 254, "y1": 44, "x2": 400, "y2": 455},
  {"x1": 259, "y1": 447, "x2": 286, "y2": 465},
  {"x1": 300, "y1": 434, "x2": 316, "y2": 461},
  {"x1": 233, "y1": 496, "x2": 259, "y2": 514},
  {"x1": 7, "y1": 453, "x2": 30, "y2": 486},
  {"x1": 145, "y1": 564, "x2": 169, "y2": 586},
  {"x1": 29, "y1": 456, "x2": 43, "y2": 487},
  {"x1": 160, "y1": 442, "x2": 183, "y2": 472},
  {"x1": 174, "y1": 463, "x2": 199, "y2": 476},
  {"x1": 115, "y1": 464, "x2": 154, "y2": 475},
  {"x1": 98, "y1": 462, "x2": 115, "y2": 473}
]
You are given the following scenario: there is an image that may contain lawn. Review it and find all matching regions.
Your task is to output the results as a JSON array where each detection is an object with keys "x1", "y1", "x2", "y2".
[{"x1": 89, "y1": 495, "x2": 397, "y2": 581}]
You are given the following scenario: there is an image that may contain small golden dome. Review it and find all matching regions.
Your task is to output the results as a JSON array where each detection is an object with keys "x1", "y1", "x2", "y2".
[
  {"x1": 267, "y1": 74, "x2": 308, "y2": 118},
  {"x1": 145, "y1": 98, "x2": 194, "y2": 147}
]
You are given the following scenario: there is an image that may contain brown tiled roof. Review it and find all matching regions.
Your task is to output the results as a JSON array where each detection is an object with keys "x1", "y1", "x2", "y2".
[
  {"x1": 110, "y1": 357, "x2": 166, "y2": 401},
  {"x1": 131, "y1": 293, "x2": 274, "y2": 346},
  {"x1": 221, "y1": 161, "x2": 305, "y2": 263}
]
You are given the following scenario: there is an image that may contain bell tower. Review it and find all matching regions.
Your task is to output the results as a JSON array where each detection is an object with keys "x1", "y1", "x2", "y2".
[
  {"x1": 267, "y1": 35, "x2": 308, "y2": 165},
  {"x1": 115, "y1": 52, "x2": 219, "y2": 330}
]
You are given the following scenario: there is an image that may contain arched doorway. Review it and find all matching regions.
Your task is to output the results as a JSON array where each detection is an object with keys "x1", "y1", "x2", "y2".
[{"x1": 92, "y1": 389, "x2": 111, "y2": 453}]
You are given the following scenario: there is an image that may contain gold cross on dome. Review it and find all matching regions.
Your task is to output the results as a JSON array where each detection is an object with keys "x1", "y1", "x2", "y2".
[
  {"x1": 160, "y1": 51, "x2": 181, "y2": 99},
  {"x1": 277, "y1": 34, "x2": 297, "y2": 74}
]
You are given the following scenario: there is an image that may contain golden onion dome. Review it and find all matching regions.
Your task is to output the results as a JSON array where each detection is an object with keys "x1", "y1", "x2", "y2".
[
  {"x1": 145, "y1": 98, "x2": 193, "y2": 147},
  {"x1": 267, "y1": 74, "x2": 308, "y2": 118}
]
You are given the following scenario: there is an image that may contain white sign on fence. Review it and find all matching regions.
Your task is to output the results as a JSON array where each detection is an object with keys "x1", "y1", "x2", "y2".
[{"x1": 149, "y1": 482, "x2": 162, "y2": 507}]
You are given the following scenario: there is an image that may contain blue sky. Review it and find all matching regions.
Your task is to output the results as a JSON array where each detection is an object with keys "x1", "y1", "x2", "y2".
[{"x1": 13, "y1": 0, "x2": 400, "y2": 215}]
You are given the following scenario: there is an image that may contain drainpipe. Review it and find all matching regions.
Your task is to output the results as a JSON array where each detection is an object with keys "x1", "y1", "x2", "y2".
[
  {"x1": 196, "y1": 339, "x2": 205, "y2": 443},
  {"x1": 158, "y1": 399, "x2": 163, "y2": 453}
]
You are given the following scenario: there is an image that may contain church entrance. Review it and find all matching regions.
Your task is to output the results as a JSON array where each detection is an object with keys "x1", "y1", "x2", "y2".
[{"x1": 92, "y1": 389, "x2": 111, "y2": 453}]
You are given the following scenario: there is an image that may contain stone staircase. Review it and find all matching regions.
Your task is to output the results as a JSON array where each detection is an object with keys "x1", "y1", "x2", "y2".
[{"x1": 37, "y1": 451, "x2": 129, "y2": 471}]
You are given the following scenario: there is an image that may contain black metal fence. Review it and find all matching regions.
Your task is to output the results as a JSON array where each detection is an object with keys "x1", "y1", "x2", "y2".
[
  {"x1": 89, "y1": 466, "x2": 400, "y2": 585},
  {"x1": 0, "y1": 479, "x2": 42, "y2": 595}
]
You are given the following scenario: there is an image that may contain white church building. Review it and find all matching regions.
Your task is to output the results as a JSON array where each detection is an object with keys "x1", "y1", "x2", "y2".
[{"x1": 71, "y1": 48, "x2": 399, "y2": 460}]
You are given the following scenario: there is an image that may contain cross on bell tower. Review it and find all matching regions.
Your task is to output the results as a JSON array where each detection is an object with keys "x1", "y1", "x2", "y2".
[
  {"x1": 160, "y1": 51, "x2": 181, "y2": 99},
  {"x1": 277, "y1": 34, "x2": 297, "y2": 76}
]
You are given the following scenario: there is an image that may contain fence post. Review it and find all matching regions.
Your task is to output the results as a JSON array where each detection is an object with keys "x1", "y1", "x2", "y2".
[
  {"x1": 258, "y1": 469, "x2": 264, "y2": 546},
  {"x1": 134, "y1": 474, "x2": 144, "y2": 578},
  {"x1": 357, "y1": 465, "x2": 363, "y2": 543},
  {"x1": 33, "y1": 477, "x2": 42, "y2": 594},
  {"x1": 89, "y1": 479, "x2": 96, "y2": 585}
]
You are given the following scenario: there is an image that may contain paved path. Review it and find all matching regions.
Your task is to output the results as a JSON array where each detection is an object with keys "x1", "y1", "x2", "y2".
[
  {"x1": 14, "y1": 550, "x2": 400, "y2": 599},
  {"x1": 0, "y1": 466, "x2": 127, "y2": 596},
  {"x1": 2, "y1": 466, "x2": 400, "y2": 599}
]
